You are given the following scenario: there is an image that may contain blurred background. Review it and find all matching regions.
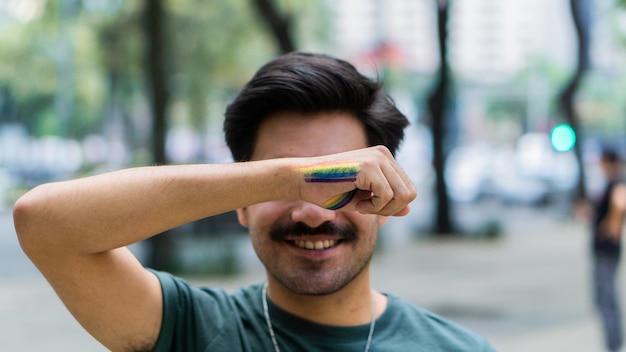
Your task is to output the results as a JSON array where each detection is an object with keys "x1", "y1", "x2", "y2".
[{"x1": 1, "y1": 0, "x2": 626, "y2": 351}]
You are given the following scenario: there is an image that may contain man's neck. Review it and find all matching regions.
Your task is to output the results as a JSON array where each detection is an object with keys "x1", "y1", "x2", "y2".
[{"x1": 266, "y1": 271, "x2": 386, "y2": 326}]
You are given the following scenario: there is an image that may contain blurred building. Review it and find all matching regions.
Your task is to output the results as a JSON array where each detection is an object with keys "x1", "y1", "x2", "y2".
[
  {"x1": 325, "y1": 0, "x2": 575, "y2": 81},
  {"x1": 325, "y1": 0, "x2": 438, "y2": 73},
  {"x1": 324, "y1": 0, "x2": 602, "y2": 206},
  {"x1": 450, "y1": 0, "x2": 575, "y2": 82}
]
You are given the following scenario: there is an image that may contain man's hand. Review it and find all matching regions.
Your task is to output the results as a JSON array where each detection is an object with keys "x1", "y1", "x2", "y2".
[{"x1": 293, "y1": 146, "x2": 416, "y2": 217}]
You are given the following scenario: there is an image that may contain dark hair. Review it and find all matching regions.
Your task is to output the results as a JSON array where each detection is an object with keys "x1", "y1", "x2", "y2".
[
  {"x1": 601, "y1": 148, "x2": 621, "y2": 164},
  {"x1": 223, "y1": 52, "x2": 409, "y2": 162}
]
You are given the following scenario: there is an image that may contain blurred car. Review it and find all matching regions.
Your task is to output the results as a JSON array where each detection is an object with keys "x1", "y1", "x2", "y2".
[{"x1": 446, "y1": 133, "x2": 579, "y2": 204}]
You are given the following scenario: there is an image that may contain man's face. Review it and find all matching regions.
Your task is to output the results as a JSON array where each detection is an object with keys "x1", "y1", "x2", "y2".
[{"x1": 236, "y1": 111, "x2": 387, "y2": 295}]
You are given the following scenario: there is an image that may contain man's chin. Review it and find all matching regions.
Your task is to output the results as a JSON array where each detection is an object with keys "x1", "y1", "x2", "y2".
[{"x1": 275, "y1": 274, "x2": 348, "y2": 296}]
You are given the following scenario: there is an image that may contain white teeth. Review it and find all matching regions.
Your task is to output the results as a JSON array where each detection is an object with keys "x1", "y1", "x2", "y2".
[{"x1": 294, "y1": 239, "x2": 337, "y2": 250}]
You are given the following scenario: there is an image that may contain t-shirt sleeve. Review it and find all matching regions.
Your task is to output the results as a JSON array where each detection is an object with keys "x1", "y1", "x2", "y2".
[{"x1": 151, "y1": 270, "x2": 246, "y2": 352}]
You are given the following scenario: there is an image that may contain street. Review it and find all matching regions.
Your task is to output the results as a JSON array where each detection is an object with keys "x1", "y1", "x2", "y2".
[{"x1": 0, "y1": 203, "x2": 615, "y2": 351}]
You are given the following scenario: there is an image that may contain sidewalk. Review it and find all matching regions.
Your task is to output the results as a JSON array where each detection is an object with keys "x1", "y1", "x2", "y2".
[
  {"x1": 372, "y1": 208, "x2": 604, "y2": 352},
  {"x1": 0, "y1": 205, "x2": 613, "y2": 351}
]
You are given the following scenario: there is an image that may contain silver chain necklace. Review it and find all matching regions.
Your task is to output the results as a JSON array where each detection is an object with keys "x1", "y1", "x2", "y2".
[{"x1": 262, "y1": 282, "x2": 376, "y2": 352}]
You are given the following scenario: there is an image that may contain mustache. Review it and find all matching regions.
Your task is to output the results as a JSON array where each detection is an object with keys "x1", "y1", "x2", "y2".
[{"x1": 269, "y1": 221, "x2": 358, "y2": 242}]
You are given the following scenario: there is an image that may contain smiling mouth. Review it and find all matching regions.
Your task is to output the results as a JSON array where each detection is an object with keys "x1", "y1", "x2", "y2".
[{"x1": 291, "y1": 239, "x2": 340, "y2": 250}]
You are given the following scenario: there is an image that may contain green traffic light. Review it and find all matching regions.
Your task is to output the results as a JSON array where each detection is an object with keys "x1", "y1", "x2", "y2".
[{"x1": 550, "y1": 124, "x2": 576, "y2": 152}]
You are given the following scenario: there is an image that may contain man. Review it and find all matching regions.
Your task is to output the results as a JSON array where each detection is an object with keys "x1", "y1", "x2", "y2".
[
  {"x1": 590, "y1": 149, "x2": 626, "y2": 352},
  {"x1": 14, "y1": 52, "x2": 495, "y2": 351}
]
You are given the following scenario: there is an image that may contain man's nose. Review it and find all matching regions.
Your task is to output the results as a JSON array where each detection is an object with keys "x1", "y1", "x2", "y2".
[{"x1": 290, "y1": 201, "x2": 337, "y2": 228}]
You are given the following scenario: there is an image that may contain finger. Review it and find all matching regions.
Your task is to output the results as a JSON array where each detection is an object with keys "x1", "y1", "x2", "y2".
[
  {"x1": 355, "y1": 175, "x2": 394, "y2": 214},
  {"x1": 393, "y1": 205, "x2": 411, "y2": 217},
  {"x1": 352, "y1": 165, "x2": 413, "y2": 215},
  {"x1": 376, "y1": 197, "x2": 411, "y2": 217},
  {"x1": 373, "y1": 160, "x2": 417, "y2": 216}
]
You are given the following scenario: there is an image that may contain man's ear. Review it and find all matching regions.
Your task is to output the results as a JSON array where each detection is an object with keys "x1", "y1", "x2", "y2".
[{"x1": 236, "y1": 208, "x2": 249, "y2": 228}]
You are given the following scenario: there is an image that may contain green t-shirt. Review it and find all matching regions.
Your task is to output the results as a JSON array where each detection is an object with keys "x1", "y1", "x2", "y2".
[{"x1": 152, "y1": 271, "x2": 497, "y2": 351}]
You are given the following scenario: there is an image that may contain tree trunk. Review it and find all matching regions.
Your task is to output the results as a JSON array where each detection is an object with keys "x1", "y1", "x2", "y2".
[
  {"x1": 250, "y1": 0, "x2": 295, "y2": 53},
  {"x1": 559, "y1": 0, "x2": 589, "y2": 202},
  {"x1": 144, "y1": 0, "x2": 173, "y2": 270},
  {"x1": 427, "y1": 0, "x2": 454, "y2": 235}
]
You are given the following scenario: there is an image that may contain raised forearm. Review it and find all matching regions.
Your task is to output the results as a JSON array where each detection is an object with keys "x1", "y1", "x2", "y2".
[{"x1": 14, "y1": 146, "x2": 416, "y2": 257}]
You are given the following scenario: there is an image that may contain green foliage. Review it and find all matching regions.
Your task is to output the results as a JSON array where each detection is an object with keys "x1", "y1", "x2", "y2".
[
  {"x1": 0, "y1": 0, "x2": 330, "y2": 143},
  {"x1": 36, "y1": 108, "x2": 61, "y2": 136},
  {"x1": 277, "y1": 0, "x2": 332, "y2": 52},
  {"x1": 0, "y1": 22, "x2": 56, "y2": 104},
  {"x1": 0, "y1": 0, "x2": 109, "y2": 137},
  {"x1": 482, "y1": 59, "x2": 569, "y2": 124},
  {"x1": 166, "y1": 0, "x2": 275, "y2": 128}
]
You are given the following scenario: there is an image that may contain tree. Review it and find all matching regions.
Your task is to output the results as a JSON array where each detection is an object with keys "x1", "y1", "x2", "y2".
[
  {"x1": 251, "y1": 0, "x2": 295, "y2": 53},
  {"x1": 143, "y1": 0, "x2": 173, "y2": 269},
  {"x1": 1, "y1": 0, "x2": 316, "y2": 270},
  {"x1": 426, "y1": 0, "x2": 455, "y2": 235},
  {"x1": 97, "y1": 4, "x2": 145, "y2": 158},
  {"x1": 559, "y1": 0, "x2": 590, "y2": 202},
  {"x1": 140, "y1": 0, "x2": 298, "y2": 270}
]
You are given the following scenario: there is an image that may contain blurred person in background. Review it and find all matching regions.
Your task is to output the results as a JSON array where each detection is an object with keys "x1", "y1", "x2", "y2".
[
  {"x1": 587, "y1": 148, "x2": 626, "y2": 352},
  {"x1": 12, "y1": 53, "x2": 496, "y2": 352}
]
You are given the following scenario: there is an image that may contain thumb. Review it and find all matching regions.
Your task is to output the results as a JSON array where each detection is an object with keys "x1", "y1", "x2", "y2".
[{"x1": 392, "y1": 205, "x2": 411, "y2": 217}]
